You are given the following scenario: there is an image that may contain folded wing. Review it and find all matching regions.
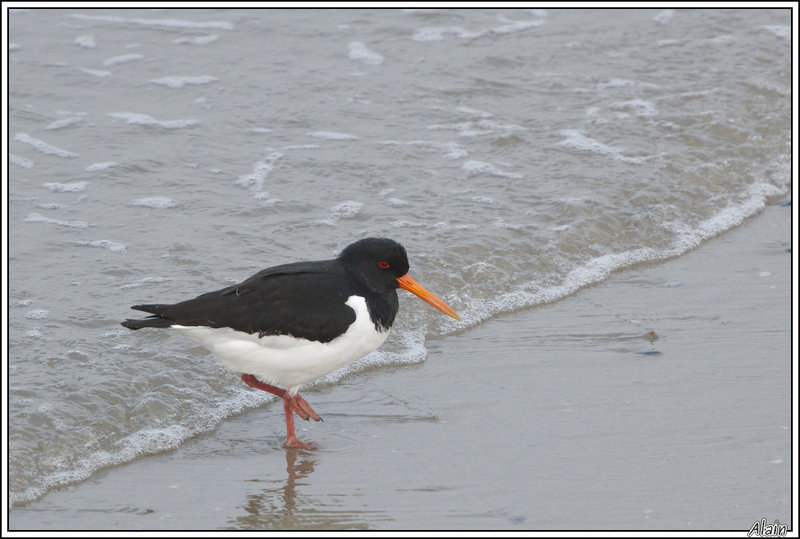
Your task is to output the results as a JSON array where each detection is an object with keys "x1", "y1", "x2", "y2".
[{"x1": 121, "y1": 261, "x2": 358, "y2": 343}]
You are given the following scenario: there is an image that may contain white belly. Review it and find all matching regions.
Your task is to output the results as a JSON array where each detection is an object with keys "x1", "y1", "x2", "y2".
[{"x1": 171, "y1": 295, "x2": 389, "y2": 393}]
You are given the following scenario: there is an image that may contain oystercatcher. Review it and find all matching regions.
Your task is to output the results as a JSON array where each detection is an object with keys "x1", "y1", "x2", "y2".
[{"x1": 122, "y1": 238, "x2": 460, "y2": 449}]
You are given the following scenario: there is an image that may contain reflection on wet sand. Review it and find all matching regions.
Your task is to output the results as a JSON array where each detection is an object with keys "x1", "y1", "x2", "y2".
[{"x1": 225, "y1": 449, "x2": 392, "y2": 530}]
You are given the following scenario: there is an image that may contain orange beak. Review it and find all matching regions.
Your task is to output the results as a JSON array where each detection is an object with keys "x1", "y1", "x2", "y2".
[{"x1": 396, "y1": 274, "x2": 461, "y2": 321}]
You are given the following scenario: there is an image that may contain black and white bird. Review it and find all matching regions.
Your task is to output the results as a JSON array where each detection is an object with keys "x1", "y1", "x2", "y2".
[{"x1": 122, "y1": 238, "x2": 460, "y2": 449}]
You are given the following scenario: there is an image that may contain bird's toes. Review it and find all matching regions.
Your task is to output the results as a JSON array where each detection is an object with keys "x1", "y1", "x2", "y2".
[{"x1": 285, "y1": 436, "x2": 318, "y2": 450}]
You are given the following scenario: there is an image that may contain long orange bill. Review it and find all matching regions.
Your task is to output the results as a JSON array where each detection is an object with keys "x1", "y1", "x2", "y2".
[{"x1": 396, "y1": 274, "x2": 461, "y2": 321}]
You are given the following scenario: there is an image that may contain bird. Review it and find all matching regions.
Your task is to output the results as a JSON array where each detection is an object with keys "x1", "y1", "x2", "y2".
[{"x1": 122, "y1": 237, "x2": 461, "y2": 449}]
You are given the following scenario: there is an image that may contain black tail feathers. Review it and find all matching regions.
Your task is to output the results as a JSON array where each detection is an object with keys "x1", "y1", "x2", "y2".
[
  {"x1": 121, "y1": 317, "x2": 173, "y2": 330},
  {"x1": 121, "y1": 304, "x2": 173, "y2": 330}
]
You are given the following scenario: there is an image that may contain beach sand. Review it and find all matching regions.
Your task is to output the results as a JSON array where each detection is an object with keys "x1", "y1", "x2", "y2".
[{"x1": 9, "y1": 203, "x2": 792, "y2": 531}]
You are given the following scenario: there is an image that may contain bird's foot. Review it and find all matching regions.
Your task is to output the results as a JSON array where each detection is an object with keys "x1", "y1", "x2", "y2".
[{"x1": 285, "y1": 435, "x2": 318, "y2": 450}]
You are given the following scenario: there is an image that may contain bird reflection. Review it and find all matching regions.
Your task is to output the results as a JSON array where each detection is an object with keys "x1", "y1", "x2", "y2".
[{"x1": 225, "y1": 449, "x2": 390, "y2": 530}]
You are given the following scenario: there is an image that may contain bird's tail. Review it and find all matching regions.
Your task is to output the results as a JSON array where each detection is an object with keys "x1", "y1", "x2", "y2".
[{"x1": 121, "y1": 304, "x2": 174, "y2": 330}]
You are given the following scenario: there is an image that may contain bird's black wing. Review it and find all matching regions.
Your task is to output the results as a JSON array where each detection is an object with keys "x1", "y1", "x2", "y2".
[{"x1": 121, "y1": 260, "x2": 358, "y2": 343}]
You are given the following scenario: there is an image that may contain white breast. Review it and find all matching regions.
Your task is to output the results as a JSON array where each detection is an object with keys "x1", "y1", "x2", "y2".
[{"x1": 171, "y1": 295, "x2": 389, "y2": 394}]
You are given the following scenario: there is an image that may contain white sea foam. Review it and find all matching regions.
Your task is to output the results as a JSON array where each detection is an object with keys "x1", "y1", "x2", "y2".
[
  {"x1": 14, "y1": 133, "x2": 78, "y2": 158},
  {"x1": 10, "y1": 154, "x2": 33, "y2": 168},
  {"x1": 107, "y1": 112, "x2": 198, "y2": 129},
  {"x1": 472, "y1": 196, "x2": 495, "y2": 204},
  {"x1": 428, "y1": 118, "x2": 526, "y2": 138},
  {"x1": 68, "y1": 13, "x2": 234, "y2": 30},
  {"x1": 652, "y1": 10, "x2": 674, "y2": 24},
  {"x1": 556, "y1": 129, "x2": 646, "y2": 164},
  {"x1": 402, "y1": 8, "x2": 448, "y2": 14},
  {"x1": 283, "y1": 144, "x2": 320, "y2": 151},
  {"x1": 392, "y1": 220, "x2": 478, "y2": 231},
  {"x1": 428, "y1": 122, "x2": 492, "y2": 137},
  {"x1": 378, "y1": 140, "x2": 468, "y2": 159},
  {"x1": 25, "y1": 328, "x2": 46, "y2": 339},
  {"x1": 77, "y1": 67, "x2": 111, "y2": 77},
  {"x1": 674, "y1": 183, "x2": 784, "y2": 252},
  {"x1": 391, "y1": 221, "x2": 428, "y2": 229},
  {"x1": 149, "y1": 75, "x2": 217, "y2": 88},
  {"x1": 594, "y1": 78, "x2": 659, "y2": 91},
  {"x1": 492, "y1": 14, "x2": 544, "y2": 34},
  {"x1": 103, "y1": 54, "x2": 143, "y2": 66},
  {"x1": 120, "y1": 276, "x2": 172, "y2": 290},
  {"x1": 46, "y1": 117, "x2": 83, "y2": 130},
  {"x1": 74, "y1": 35, "x2": 96, "y2": 48},
  {"x1": 8, "y1": 389, "x2": 267, "y2": 506},
  {"x1": 760, "y1": 25, "x2": 790, "y2": 39},
  {"x1": 308, "y1": 131, "x2": 359, "y2": 140},
  {"x1": 610, "y1": 99, "x2": 658, "y2": 118},
  {"x1": 172, "y1": 34, "x2": 219, "y2": 45},
  {"x1": 9, "y1": 424, "x2": 191, "y2": 507},
  {"x1": 493, "y1": 218, "x2": 526, "y2": 229},
  {"x1": 388, "y1": 198, "x2": 409, "y2": 207},
  {"x1": 73, "y1": 240, "x2": 127, "y2": 252},
  {"x1": 457, "y1": 106, "x2": 493, "y2": 118},
  {"x1": 464, "y1": 179, "x2": 788, "y2": 326},
  {"x1": 25, "y1": 309, "x2": 49, "y2": 320},
  {"x1": 132, "y1": 197, "x2": 177, "y2": 209},
  {"x1": 348, "y1": 41, "x2": 384, "y2": 65},
  {"x1": 43, "y1": 181, "x2": 89, "y2": 193},
  {"x1": 85, "y1": 162, "x2": 118, "y2": 172},
  {"x1": 412, "y1": 26, "x2": 485, "y2": 41},
  {"x1": 744, "y1": 78, "x2": 790, "y2": 97},
  {"x1": 24, "y1": 213, "x2": 90, "y2": 228},
  {"x1": 330, "y1": 200, "x2": 363, "y2": 219},
  {"x1": 462, "y1": 160, "x2": 522, "y2": 179},
  {"x1": 253, "y1": 192, "x2": 280, "y2": 204},
  {"x1": 235, "y1": 151, "x2": 283, "y2": 193},
  {"x1": 101, "y1": 328, "x2": 130, "y2": 338},
  {"x1": 704, "y1": 35, "x2": 736, "y2": 45},
  {"x1": 412, "y1": 14, "x2": 542, "y2": 42}
]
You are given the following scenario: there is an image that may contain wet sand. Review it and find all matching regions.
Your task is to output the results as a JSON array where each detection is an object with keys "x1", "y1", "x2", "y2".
[{"x1": 9, "y1": 203, "x2": 792, "y2": 531}]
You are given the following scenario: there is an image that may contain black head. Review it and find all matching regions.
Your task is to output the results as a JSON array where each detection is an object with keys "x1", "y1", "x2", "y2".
[
  {"x1": 338, "y1": 238, "x2": 409, "y2": 293},
  {"x1": 339, "y1": 237, "x2": 461, "y2": 321}
]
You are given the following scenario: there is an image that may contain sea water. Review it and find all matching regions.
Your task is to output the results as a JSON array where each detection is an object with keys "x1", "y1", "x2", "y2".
[{"x1": 7, "y1": 8, "x2": 791, "y2": 506}]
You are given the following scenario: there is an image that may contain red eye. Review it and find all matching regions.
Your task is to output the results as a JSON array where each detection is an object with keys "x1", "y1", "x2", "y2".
[{"x1": 378, "y1": 261, "x2": 390, "y2": 269}]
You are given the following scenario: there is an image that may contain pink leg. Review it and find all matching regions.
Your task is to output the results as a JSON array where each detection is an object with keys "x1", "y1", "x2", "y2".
[
  {"x1": 240, "y1": 374, "x2": 320, "y2": 449},
  {"x1": 241, "y1": 373, "x2": 286, "y2": 397},
  {"x1": 240, "y1": 374, "x2": 321, "y2": 421}
]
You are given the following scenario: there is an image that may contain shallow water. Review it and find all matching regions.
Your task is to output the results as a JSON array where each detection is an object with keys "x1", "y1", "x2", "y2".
[{"x1": 7, "y1": 7, "x2": 791, "y2": 508}]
